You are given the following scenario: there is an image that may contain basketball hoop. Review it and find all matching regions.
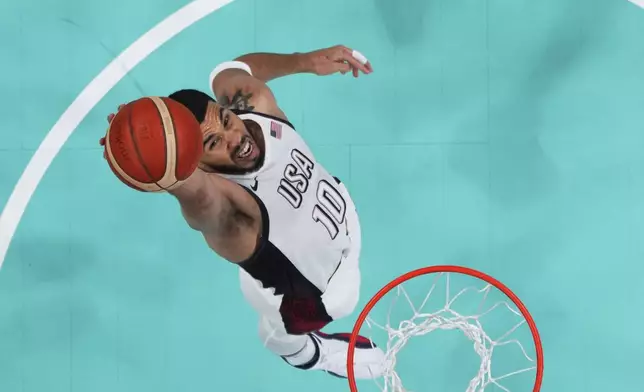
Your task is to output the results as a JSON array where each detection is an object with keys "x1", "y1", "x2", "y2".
[{"x1": 347, "y1": 265, "x2": 543, "y2": 391}]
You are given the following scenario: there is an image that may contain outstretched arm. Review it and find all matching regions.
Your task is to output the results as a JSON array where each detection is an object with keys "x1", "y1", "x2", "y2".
[
  {"x1": 210, "y1": 45, "x2": 373, "y2": 120},
  {"x1": 101, "y1": 107, "x2": 254, "y2": 236},
  {"x1": 168, "y1": 169, "x2": 231, "y2": 232}
]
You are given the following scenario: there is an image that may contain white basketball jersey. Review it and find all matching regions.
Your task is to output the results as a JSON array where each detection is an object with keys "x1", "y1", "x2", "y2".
[{"x1": 220, "y1": 110, "x2": 351, "y2": 293}]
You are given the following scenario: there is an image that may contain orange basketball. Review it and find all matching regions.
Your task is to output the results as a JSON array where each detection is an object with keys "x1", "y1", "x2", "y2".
[{"x1": 104, "y1": 97, "x2": 203, "y2": 192}]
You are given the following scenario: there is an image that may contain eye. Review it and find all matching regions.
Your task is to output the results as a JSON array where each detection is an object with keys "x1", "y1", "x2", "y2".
[
  {"x1": 223, "y1": 114, "x2": 230, "y2": 128},
  {"x1": 204, "y1": 134, "x2": 221, "y2": 150}
]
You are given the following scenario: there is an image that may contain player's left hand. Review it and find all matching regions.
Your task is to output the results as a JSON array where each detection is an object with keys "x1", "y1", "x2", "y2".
[{"x1": 304, "y1": 45, "x2": 373, "y2": 78}]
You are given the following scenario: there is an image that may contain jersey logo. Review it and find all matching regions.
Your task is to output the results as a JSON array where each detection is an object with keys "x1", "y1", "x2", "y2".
[
  {"x1": 277, "y1": 149, "x2": 314, "y2": 209},
  {"x1": 277, "y1": 149, "x2": 347, "y2": 239},
  {"x1": 250, "y1": 177, "x2": 258, "y2": 191}
]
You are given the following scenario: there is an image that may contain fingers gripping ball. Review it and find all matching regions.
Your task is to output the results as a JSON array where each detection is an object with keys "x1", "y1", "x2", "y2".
[{"x1": 105, "y1": 97, "x2": 203, "y2": 192}]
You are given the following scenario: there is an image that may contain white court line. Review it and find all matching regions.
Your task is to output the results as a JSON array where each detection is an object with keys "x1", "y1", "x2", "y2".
[
  {"x1": 0, "y1": 0, "x2": 235, "y2": 268},
  {"x1": 629, "y1": 0, "x2": 644, "y2": 8}
]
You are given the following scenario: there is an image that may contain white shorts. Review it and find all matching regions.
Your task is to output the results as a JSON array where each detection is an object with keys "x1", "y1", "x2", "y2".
[{"x1": 239, "y1": 181, "x2": 362, "y2": 331}]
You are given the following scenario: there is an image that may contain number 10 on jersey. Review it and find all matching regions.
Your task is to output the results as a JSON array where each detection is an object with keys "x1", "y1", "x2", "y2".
[
  {"x1": 312, "y1": 180, "x2": 346, "y2": 239},
  {"x1": 277, "y1": 149, "x2": 347, "y2": 240}
]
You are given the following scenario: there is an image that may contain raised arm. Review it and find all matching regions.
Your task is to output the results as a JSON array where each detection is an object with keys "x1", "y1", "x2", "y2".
[{"x1": 209, "y1": 45, "x2": 373, "y2": 119}]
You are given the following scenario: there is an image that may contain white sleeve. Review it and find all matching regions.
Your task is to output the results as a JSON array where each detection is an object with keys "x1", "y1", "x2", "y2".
[{"x1": 208, "y1": 61, "x2": 253, "y2": 94}]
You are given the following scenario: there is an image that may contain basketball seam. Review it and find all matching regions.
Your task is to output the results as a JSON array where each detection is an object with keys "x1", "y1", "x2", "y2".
[
  {"x1": 166, "y1": 99, "x2": 181, "y2": 182},
  {"x1": 129, "y1": 99, "x2": 164, "y2": 188},
  {"x1": 162, "y1": 98, "x2": 180, "y2": 190},
  {"x1": 105, "y1": 107, "x2": 159, "y2": 192},
  {"x1": 149, "y1": 98, "x2": 169, "y2": 189},
  {"x1": 150, "y1": 97, "x2": 179, "y2": 191}
]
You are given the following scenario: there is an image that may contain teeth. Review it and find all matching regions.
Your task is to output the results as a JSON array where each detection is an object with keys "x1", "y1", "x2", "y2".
[{"x1": 238, "y1": 140, "x2": 252, "y2": 158}]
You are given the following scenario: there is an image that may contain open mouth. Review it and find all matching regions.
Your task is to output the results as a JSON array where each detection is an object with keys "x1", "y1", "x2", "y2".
[{"x1": 236, "y1": 138, "x2": 253, "y2": 159}]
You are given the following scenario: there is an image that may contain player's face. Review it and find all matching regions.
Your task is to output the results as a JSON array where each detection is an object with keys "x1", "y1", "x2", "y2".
[{"x1": 199, "y1": 102, "x2": 263, "y2": 175}]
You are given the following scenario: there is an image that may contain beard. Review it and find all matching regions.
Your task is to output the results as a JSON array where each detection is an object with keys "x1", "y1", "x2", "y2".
[
  {"x1": 205, "y1": 162, "x2": 258, "y2": 175},
  {"x1": 203, "y1": 147, "x2": 265, "y2": 175}
]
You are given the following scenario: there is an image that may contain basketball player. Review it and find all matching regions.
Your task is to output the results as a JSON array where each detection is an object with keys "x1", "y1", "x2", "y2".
[{"x1": 102, "y1": 45, "x2": 384, "y2": 379}]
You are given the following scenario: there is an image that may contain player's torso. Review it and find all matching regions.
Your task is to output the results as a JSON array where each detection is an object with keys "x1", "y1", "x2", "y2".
[{"x1": 220, "y1": 111, "x2": 351, "y2": 292}]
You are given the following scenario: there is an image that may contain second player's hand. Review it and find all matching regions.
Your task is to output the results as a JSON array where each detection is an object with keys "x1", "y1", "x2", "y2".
[{"x1": 304, "y1": 45, "x2": 373, "y2": 78}]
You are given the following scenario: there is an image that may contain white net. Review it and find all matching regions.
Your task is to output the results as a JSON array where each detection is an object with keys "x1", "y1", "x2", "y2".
[{"x1": 362, "y1": 272, "x2": 539, "y2": 392}]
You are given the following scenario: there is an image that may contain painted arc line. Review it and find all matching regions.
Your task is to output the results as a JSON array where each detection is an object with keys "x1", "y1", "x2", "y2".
[
  {"x1": 0, "y1": 0, "x2": 236, "y2": 268},
  {"x1": 629, "y1": 0, "x2": 644, "y2": 8}
]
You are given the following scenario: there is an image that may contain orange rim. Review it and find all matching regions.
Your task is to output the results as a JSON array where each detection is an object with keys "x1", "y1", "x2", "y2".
[{"x1": 347, "y1": 265, "x2": 544, "y2": 391}]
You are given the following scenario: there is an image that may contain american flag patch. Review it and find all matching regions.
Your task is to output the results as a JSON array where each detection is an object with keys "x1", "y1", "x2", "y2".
[{"x1": 270, "y1": 121, "x2": 282, "y2": 139}]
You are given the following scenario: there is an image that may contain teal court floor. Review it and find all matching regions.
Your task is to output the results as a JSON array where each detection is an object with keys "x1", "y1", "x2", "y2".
[{"x1": 1, "y1": 0, "x2": 644, "y2": 390}]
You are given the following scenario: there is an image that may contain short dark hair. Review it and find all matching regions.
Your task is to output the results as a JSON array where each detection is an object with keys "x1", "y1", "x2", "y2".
[{"x1": 168, "y1": 89, "x2": 215, "y2": 123}]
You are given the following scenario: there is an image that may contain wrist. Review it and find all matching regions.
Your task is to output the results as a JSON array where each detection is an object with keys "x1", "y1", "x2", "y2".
[
  {"x1": 168, "y1": 168, "x2": 205, "y2": 197},
  {"x1": 293, "y1": 52, "x2": 313, "y2": 74}
]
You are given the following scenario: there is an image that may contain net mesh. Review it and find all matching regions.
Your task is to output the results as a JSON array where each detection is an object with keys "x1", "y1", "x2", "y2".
[{"x1": 363, "y1": 272, "x2": 537, "y2": 392}]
